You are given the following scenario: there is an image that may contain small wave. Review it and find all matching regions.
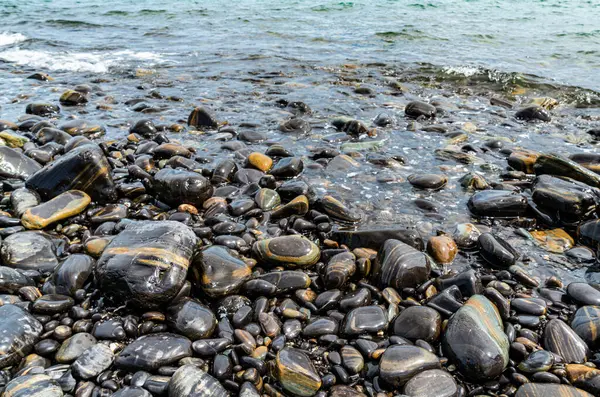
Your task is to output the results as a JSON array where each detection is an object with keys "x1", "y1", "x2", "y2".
[
  {"x1": 0, "y1": 32, "x2": 27, "y2": 47},
  {"x1": 46, "y1": 19, "x2": 104, "y2": 28},
  {"x1": 442, "y1": 66, "x2": 483, "y2": 77},
  {"x1": 0, "y1": 48, "x2": 166, "y2": 73}
]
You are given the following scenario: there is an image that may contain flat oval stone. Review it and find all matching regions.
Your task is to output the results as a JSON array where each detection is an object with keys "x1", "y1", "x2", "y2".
[
  {"x1": 115, "y1": 333, "x2": 192, "y2": 372},
  {"x1": 443, "y1": 295, "x2": 509, "y2": 381},
  {"x1": 567, "y1": 282, "x2": 600, "y2": 306},
  {"x1": 342, "y1": 305, "x2": 387, "y2": 335},
  {"x1": 194, "y1": 245, "x2": 252, "y2": 297},
  {"x1": 42, "y1": 254, "x2": 95, "y2": 296},
  {"x1": 515, "y1": 106, "x2": 551, "y2": 122},
  {"x1": 255, "y1": 188, "x2": 280, "y2": 211},
  {"x1": 0, "y1": 146, "x2": 42, "y2": 180},
  {"x1": 0, "y1": 231, "x2": 59, "y2": 273},
  {"x1": 515, "y1": 383, "x2": 593, "y2": 397},
  {"x1": 168, "y1": 364, "x2": 228, "y2": 397},
  {"x1": 380, "y1": 345, "x2": 441, "y2": 387},
  {"x1": 112, "y1": 387, "x2": 152, "y2": 397},
  {"x1": 340, "y1": 345, "x2": 364, "y2": 375},
  {"x1": 393, "y1": 306, "x2": 441, "y2": 342},
  {"x1": 71, "y1": 343, "x2": 114, "y2": 380},
  {"x1": 544, "y1": 319, "x2": 589, "y2": 363},
  {"x1": 3, "y1": 374, "x2": 63, "y2": 397},
  {"x1": 408, "y1": 173, "x2": 448, "y2": 190},
  {"x1": 571, "y1": 306, "x2": 600, "y2": 348},
  {"x1": 26, "y1": 144, "x2": 116, "y2": 203},
  {"x1": 270, "y1": 157, "x2": 304, "y2": 178},
  {"x1": 167, "y1": 298, "x2": 217, "y2": 340},
  {"x1": 96, "y1": 221, "x2": 198, "y2": 308},
  {"x1": 303, "y1": 317, "x2": 339, "y2": 337},
  {"x1": 252, "y1": 236, "x2": 320, "y2": 268},
  {"x1": 275, "y1": 347, "x2": 322, "y2": 397},
  {"x1": 32, "y1": 294, "x2": 74, "y2": 314},
  {"x1": 0, "y1": 305, "x2": 43, "y2": 368},
  {"x1": 271, "y1": 195, "x2": 310, "y2": 219},
  {"x1": 517, "y1": 350, "x2": 554, "y2": 373},
  {"x1": 373, "y1": 239, "x2": 431, "y2": 290},
  {"x1": 320, "y1": 196, "x2": 361, "y2": 223},
  {"x1": 467, "y1": 190, "x2": 528, "y2": 217},
  {"x1": 55, "y1": 333, "x2": 96, "y2": 363},
  {"x1": 258, "y1": 271, "x2": 311, "y2": 293},
  {"x1": 402, "y1": 369, "x2": 458, "y2": 397},
  {"x1": 21, "y1": 190, "x2": 90, "y2": 230}
]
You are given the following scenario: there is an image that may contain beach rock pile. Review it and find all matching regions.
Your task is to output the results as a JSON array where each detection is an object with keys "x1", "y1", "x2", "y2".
[{"x1": 0, "y1": 93, "x2": 599, "y2": 397}]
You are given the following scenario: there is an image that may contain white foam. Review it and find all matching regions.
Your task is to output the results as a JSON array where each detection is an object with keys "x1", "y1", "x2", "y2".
[
  {"x1": 442, "y1": 65, "x2": 482, "y2": 77},
  {"x1": 0, "y1": 48, "x2": 166, "y2": 73},
  {"x1": 0, "y1": 32, "x2": 27, "y2": 46}
]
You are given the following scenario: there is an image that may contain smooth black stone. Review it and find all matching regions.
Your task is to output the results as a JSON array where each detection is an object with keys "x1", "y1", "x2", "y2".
[
  {"x1": 0, "y1": 146, "x2": 41, "y2": 180},
  {"x1": 92, "y1": 319, "x2": 126, "y2": 340},
  {"x1": 467, "y1": 190, "x2": 528, "y2": 217},
  {"x1": 96, "y1": 221, "x2": 197, "y2": 308},
  {"x1": 42, "y1": 254, "x2": 94, "y2": 296},
  {"x1": 331, "y1": 228, "x2": 424, "y2": 251},
  {"x1": 0, "y1": 266, "x2": 34, "y2": 293},
  {"x1": 192, "y1": 338, "x2": 231, "y2": 356},
  {"x1": 515, "y1": 106, "x2": 551, "y2": 122},
  {"x1": 373, "y1": 239, "x2": 431, "y2": 290},
  {"x1": 478, "y1": 233, "x2": 519, "y2": 269},
  {"x1": 392, "y1": 306, "x2": 441, "y2": 342},
  {"x1": 567, "y1": 282, "x2": 600, "y2": 306},
  {"x1": 544, "y1": 319, "x2": 589, "y2": 363},
  {"x1": 168, "y1": 364, "x2": 229, "y2": 397},
  {"x1": 0, "y1": 305, "x2": 43, "y2": 368},
  {"x1": 405, "y1": 101, "x2": 436, "y2": 118},
  {"x1": 270, "y1": 157, "x2": 304, "y2": 178},
  {"x1": 26, "y1": 144, "x2": 116, "y2": 202},
  {"x1": 115, "y1": 333, "x2": 192, "y2": 371},
  {"x1": 303, "y1": 317, "x2": 339, "y2": 337},
  {"x1": 572, "y1": 306, "x2": 600, "y2": 348},
  {"x1": 339, "y1": 288, "x2": 371, "y2": 312},
  {"x1": 437, "y1": 269, "x2": 482, "y2": 297},
  {"x1": 379, "y1": 345, "x2": 441, "y2": 387},
  {"x1": 0, "y1": 231, "x2": 59, "y2": 273},
  {"x1": 342, "y1": 305, "x2": 387, "y2": 335},
  {"x1": 32, "y1": 294, "x2": 74, "y2": 314},
  {"x1": 152, "y1": 168, "x2": 213, "y2": 207},
  {"x1": 167, "y1": 299, "x2": 217, "y2": 340}
]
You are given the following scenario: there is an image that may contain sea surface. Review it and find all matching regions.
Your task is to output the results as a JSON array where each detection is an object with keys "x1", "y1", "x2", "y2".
[{"x1": 1, "y1": 0, "x2": 600, "y2": 283}]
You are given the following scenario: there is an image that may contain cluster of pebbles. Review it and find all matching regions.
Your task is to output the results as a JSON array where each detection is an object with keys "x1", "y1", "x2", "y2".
[{"x1": 1, "y1": 80, "x2": 600, "y2": 397}]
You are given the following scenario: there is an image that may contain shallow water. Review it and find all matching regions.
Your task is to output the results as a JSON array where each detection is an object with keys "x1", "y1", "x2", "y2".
[{"x1": 1, "y1": 0, "x2": 600, "y2": 283}]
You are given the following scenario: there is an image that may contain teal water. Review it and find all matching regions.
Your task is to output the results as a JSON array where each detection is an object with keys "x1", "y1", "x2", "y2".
[{"x1": 1, "y1": 0, "x2": 599, "y2": 90}]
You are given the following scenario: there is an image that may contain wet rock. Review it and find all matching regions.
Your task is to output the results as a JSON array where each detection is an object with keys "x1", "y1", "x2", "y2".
[
  {"x1": 340, "y1": 345, "x2": 363, "y2": 374},
  {"x1": 535, "y1": 153, "x2": 600, "y2": 189},
  {"x1": 71, "y1": 343, "x2": 114, "y2": 379},
  {"x1": 380, "y1": 345, "x2": 441, "y2": 387},
  {"x1": 443, "y1": 295, "x2": 509, "y2": 381},
  {"x1": 531, "y1": 175, "x2": 599, "y2": 225},
  {"x1": 324, "y1": 252, "x2": 356, "y2": 289},
  {"x1": 405, "y1": 101, "x2": 436, "y2": 118},
  {"x1": 544, "y1": 319, "x2": 589, "y2": 363},
  {"x1": 427, "y1": 235, "x2": 457, "y2": 264},
  {"x1": 116, "y1": 333, "x2": 192, "y2": 371},
  {"x1": 55, "y1": 333, "x2": 96, "y2": 363},
  {"x1": 515, "y1": 106, "x2": 551, "y2": 122},
  {"x1": 332, "y1": 228, "x2": 424, "y2": 251},
  {"x1": 408, "y1": 173, "x2": 448, "y2": 190},
  {"x1": 130, "y1": 119, "x2": 157, "y2": 137},
  {"x1": 0, "y1": 231, "x2": 59, "y2": 273},
  {"x1": 303, "y1": 317, "x2": 338, "y2": 337},
  {"x1": 255, "y1": 188, "x2": 280, "y2": 211},
  {"x1": 572, "y1": 306, "x2": 600, "y2": 348},
  {"x1": 153, "y1": 168, "x2": 213, "y2": 207},
  {"x1": 113, "y1": 387, "x2": 152, "y2": 397},
  {"x1": 467, "y1": 190, "x2": 528, "y2": 217},
  {"x1": 342, "y1": 305, "x2": 387, "y2": 335},
  {"x1": 167, "y1": 298, "x2": 217, "y2": 340},
  {"x1": 451, "y1": 223, "x2": 481, "y2": 250},
  {"x1": 3, "y1": 374, "x2": 63, "y2": 397},
  {"x1": 515, "y1": 383, "x2": 593, "y2": 397},
  {"x1": 0, "y1": 304, "x2": 43, "y2": 368},
  {"x1": 193, "y1": 245, "x2": 252, "y2": 297},
  {"x1": 0, "y1": 266, "x2": 34, "y2": 293},
  {"x1": 11, "y1": 188, "x2": 41, "y2": 217},
  {"x1": 393, "y1": 306, "x2": 442, "y2": 342},
  {"x1": 252, "y1": 236, "x2": 320, "y2": 268},
  {"x1": 168, "y1": 364, "x2": 228, "y2": 397},
  {"x1": 320, "y1": 195, "x2": 361, "y2": 223},
  {"x1": 279, "y1": 118, "x2": 311, "y2": 134},
  {"x1": 247, "y1": 152, "x2": 273, "y2": 172},
  {"x1": 270, "y1": 157, "x2": 304, "y2": 178},
  {"x1": 188, "y1": 107, "x2": 218, "y2": 129},
  {"x1": 26, "y1": 103, "x2": 60, "y2": 117},
  {"x1": 578, "y1": 219, "x2": 600, "y2": 249},
  {"x1": 26, "y1": 144, "x2": 116, "y2": 202},
  {"x1": 373, "y1": 239, "x2": 431, "y2": 289},
  {"x1": 60, "y1": 89, "x2": 87, "y2": 105},
  {"x1": 517, "y1": 350, "x2": 554, "y2": 373},
  {"x1": 96, "y1": 220, "x2": 197, "y2": 308},
  {"x1": 32, "y1": 294, "x2": 74, "y2": 314},
  {"x1": 569, "y1": 282, "x2": 600, "y2": 306},
  {"x1": 271, "y1": 195, "x2": 310, "y2": 218},
  {"x1": 21, "y1": 190, "x2": 90, "y2": 230},
  {"x1": 478, "y1": 233, "x2": 519, "y2": 268},
  {"x1": 275, "y1": 347, "x2": 322, "y2": 396},
  {"x1": 403, "y1": 369, "x2": 458, "y2": 397},
  {"x1": 459, "y1": 172, "x2": 489, "y2": 190},
  {"x1": 0, "y1": 146, "x2": 42, "y2": 180}
]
